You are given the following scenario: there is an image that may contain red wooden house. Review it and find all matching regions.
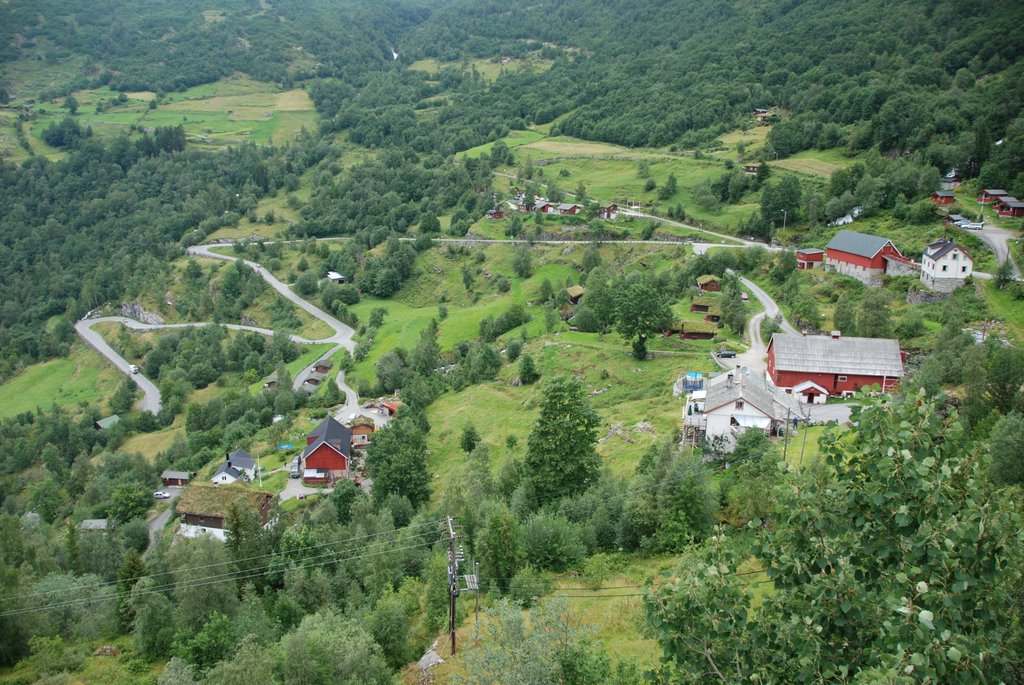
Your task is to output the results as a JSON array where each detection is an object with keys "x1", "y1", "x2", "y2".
[
  {"x1": 995, "y1": 197, "x2": 1024, "y2": 218},
  {"x1": 930, "y1": 190, "x2": 955, "y2": 205},
  {"x1": 795, "y1": 248, "x2": 824, "y2": 270},
  {"x1": 302, "y1": 417, "x2": 352, "y2": 480},
  {"x1": 978, "y1": 189, "x2": 1008, "y2": 204},
  {"x1": 767, "y1": 332, "x2": 904, "y2": 400},
  {"x1": 696, "y1": 275, "x2": 721, "y2": 293},
  {"x1": 599, "y1": 204, "x2": 619, "y2": 220}
]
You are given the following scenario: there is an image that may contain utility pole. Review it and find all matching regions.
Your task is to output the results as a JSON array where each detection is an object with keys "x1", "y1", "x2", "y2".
[{"x1": 446, "y1": 516, "x2": 462, "y2": 656}]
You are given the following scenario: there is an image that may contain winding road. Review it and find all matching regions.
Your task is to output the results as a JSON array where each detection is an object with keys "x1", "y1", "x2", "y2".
[{"x1": 75, "y1": 243, "x2": 360, "y2": 417}]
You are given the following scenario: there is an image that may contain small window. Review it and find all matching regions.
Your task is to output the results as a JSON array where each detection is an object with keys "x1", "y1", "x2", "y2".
[
  {"x1": 838, "y1": 375, "x2": 848, "y2": 382},
  {"x1": 941, "y1": 265, "x2": 948, "y2": 272},
  {"x1": 735, "y1": 400, "x2": 744, "y2": 409},
  {"x1": 952, "y1": 253, "x2": 959, "y2": 260},
  {"x1": 961, "y1": 266, "x2": 968, "y2": 273}
]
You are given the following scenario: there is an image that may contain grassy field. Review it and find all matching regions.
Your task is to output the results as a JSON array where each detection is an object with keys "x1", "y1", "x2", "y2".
[
  {"x1": 981, "y1": 279, "x2": 1024, "y2": 341},
  {"x1": 21, "y1": 75, "x2": 317, "y2": 154},
  {"x1": 120, "y1": 425, "x2": 185, "y2": 461},
  {"x1": 0, "y1": 343, "x2": 122, "y2": 419},
  {"x1": 409, "y1": 54, "x2": 554, "y2": 81},
  {"x1": 770, "y1": 148, "x2": 861, "y2": 178}
]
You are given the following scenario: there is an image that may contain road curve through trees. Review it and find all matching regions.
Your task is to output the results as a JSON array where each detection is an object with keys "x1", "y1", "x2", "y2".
[{"x1": 74, "y1": 244, "x2": 358, "y2": 415}]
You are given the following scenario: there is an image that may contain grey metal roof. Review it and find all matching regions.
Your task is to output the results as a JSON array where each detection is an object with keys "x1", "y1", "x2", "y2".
[
  {"x1": 924, "y1": 240, "x2": 968, "y2": 261},
  {"x1": 826, "y1": 230, "x2": 894, "y2": 259},
  {"x1": 981, "y1": 189, "x2": 1007, "y2": 195},
  {"x1": 80, "y1": 519, "x2": 109, "y2": 530},
  {"x1": 161, "y1": 470, "x2": 190, "y2": 481},
  {"x1": 227, "y1": 449, "x2": 255, "y2": 470},
  {"x1": 933, "y1": 190, "x2": 955, "y2": 197},
  {"x1": 213, "y1": 463, "x2": 242, "y2": 480},
  {"x1": 703, "y1": 367, "x2": 795, "y2": 420},
  {"x1": 770, "y1": 334, "x2": 904, "y2": 378},
  {"x1": 95, "y1": 415, "x2": 121, "y2": 429},
  {"x1": 796, "y1": 248, "x2": 824, "y2": 255}
]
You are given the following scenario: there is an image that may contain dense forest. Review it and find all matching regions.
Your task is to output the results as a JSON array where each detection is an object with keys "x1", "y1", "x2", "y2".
[{"x1": 2, "y1": 0, "x2": 1024, "y2": 683}]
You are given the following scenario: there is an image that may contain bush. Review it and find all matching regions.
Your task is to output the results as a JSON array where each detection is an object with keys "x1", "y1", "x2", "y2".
[
  {"x1": 505, "y1": 338, "x2": 523, "y2": 362},
  {"x1": 523, "y1": 513, "x2": 586, "y2": 572},
  {"x1": 509, "y1": 564, "x2": 552, "y2": 608}
]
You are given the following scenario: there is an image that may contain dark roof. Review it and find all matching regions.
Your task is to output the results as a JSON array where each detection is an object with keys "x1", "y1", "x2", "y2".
[
  {"x1": 314, "y1": 358, "x2": 334, "y2": 369},
  {"x1": 304, "y1": 417, "x2": 352, "y2": 459},
  {"x1": 212, "y1": 463, "x2": 242, "y2": 480},
  {"x1": 796, "y1": 248, "x2": 824, "y2": 255},
  {"x1": 933, "y1": 190, "x2": 955, "y2": 197},
  {"x1": 227, "y1": 448, "x2": 255, "y2": 471},
  {"x1": 924, "y1": 240, "x2": 969, "y2": 261},
  {"x1": 769, "y1": 334, "x2": 904, "y2": 378},
  {"x1": 826, "y1": 230, "x2": 896, "y2": 259}
]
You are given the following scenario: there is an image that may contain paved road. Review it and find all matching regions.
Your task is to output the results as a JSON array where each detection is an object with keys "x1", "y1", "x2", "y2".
[
  {"x1": 147, "y1": 486, "x2": 183, "y2": 546},
  {"x1": 75, "y1": 244, "x2": 362, "y2": 417},
  {"x1": 975, "y1": 223, "x2": 1021, "y2": 277}
]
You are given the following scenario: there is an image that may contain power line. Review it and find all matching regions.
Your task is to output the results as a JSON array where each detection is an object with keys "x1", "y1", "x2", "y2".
[
  {"x1": 1, "y1": 535, "x2": 440, "y2": 619},
  {"x1": 5, "y1": 518, "x2": 446, "y2": 605}
]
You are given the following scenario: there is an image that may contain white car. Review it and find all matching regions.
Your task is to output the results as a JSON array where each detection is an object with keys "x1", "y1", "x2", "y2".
[
  {"x1": 153, "y1": 491, "x2": 171, "y2": 500},
  {"x1": 128, "y1": 364, "x2": 139, "y2": 374}
]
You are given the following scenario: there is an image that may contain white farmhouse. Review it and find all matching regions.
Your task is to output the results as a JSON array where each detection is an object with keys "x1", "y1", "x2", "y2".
[
  {"x1": 920, "y1": 239, "x2": 972, "y2": 292},
  {"x1": 210, "y1": 448, "x2": 256, "y2": 485},
  {"x1": 683, "y1": 367, "x2": 796, "y2": 450}
]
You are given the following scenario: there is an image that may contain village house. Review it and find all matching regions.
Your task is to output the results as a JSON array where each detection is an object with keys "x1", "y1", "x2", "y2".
[
  {"x1": 795, "y1": 248, "x2": 824, "y2": 270},
  {"x1": 683, "y1": 367, "x2": 796, "y2": 447},
  {"x1": 825, "y1": 230, "x2": 916, "y2": 285},
  {"x1": 920, "y1": 239, "x2": 973, "y2": 292},
  {"x1": 599, "y1": 204, "x2": 619, "y2": 220},
  {"x1": 326, "y1": 271, "x2": 345, "y2": 284},
  {"x1": 566, "y1": 285, "x2": 586, "y2": 304},
  {"x1": 161, "y1": 470, "x2": 191, "y2": 487},
  {"x1": 380, "y1": 400, "x2": 401, "y2": 417},
  {"x1": 680, "y1": 321, "x2": 717, "y2": 340},
  {"x1": 696, "y1": 275, "x2": 721, "y2": 293},
  {"x1": 767, "y1": 332, "x2": 904, "y2": 400},
  {"x1": 977, "y1": 188, "x2": 1008, "y2": 204},
  {"x1": 930, "y1": 190, "x2": 955, "y2": 206},
  {"x1": 555, "y1": 203, "x2": 581, "y2": 215},
  {"x1": 689, "y1": 295, "x2": 717, "y2": 313},
  {"x1": 486, "y1": 207, "x2": 504, "y2": 220},
  {"x1": 211, "y1": 448, "x2": 257, "y2": 485},
  {"x1": 302, "y1": 416, "x2": 352, "y2": 482},
  {"x1": 994, "y1": 196, "x2": 1024, "y2": 218},
  {"x1": 743, "y1": 164, "x2": 759, "y2": 175},
  {"x1": 262, "y1": 372, "x2": 279, "y2": 389},
  {"x1": 177, "y1": 485, "x2": 275, "y2": 541},
  {"x1": 349, "y1": 415, "x2": 376, "y2": 448},
  {"x1": 313, "y1": 358, "x2": 333, "y2": 375},
  {"x1": 536, "y1": 200, "x2": 555, "y2": 213},
  {"x1": 940, "y1": 169, "x2": 961, "y2": 190},
  {"x1": 303, "y1": 370, "x2": 326, "y2": 393}
]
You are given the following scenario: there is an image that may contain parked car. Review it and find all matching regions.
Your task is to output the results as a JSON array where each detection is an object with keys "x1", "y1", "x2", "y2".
[
  {"x1": 961, "y1": 222, "x2": 984, "y2": 230},
  {"x1": 717, "y1": 349, "x2": 737, "y2": 359},
  {"x1": 153, "y1": 491, "x2": 171, "y2": 499},
  {"x1": 128, "y1": 364, "x2": 139, "y2": 374},
  {"x1": 289, "y1": 458, "x2": 301, "y2": 479}
]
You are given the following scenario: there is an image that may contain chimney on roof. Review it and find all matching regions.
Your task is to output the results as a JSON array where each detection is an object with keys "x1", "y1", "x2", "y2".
[
  {"x1": 831, "y1": 330, "x2": 841, "y2": 340},
  {"x1": 727, "y1": 373, "x2": 734, "y2": 385}
]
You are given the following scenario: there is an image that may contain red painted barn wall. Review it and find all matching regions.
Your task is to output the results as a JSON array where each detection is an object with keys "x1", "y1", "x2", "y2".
[
  {"x1": 827, "y1": 248, "x2": 885, "y2": 270},
  {"x1": 768, "y1": 345, "x2": 899, "y2": 393},
  {"x1": 305, "y1": 443, "x2": 348, "y2": 473}
]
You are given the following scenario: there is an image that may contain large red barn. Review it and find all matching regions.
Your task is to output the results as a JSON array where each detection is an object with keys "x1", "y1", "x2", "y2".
[
  {"x1": 302, "y1": 416, "x2": 352, "y2": 479},
  {"x1": 767, "y1": 332, "x2": 904, "y2": 401}
]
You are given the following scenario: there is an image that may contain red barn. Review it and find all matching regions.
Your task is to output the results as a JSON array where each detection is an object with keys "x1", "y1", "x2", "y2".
[
  {"x1": 767, "y1": 332, "x2": 904, "y2": 400},
  {"x1": 825, "y1": 230, "x2": 907, "y2": 285},
  {"x1": 930, "y1": 190, "x2": 955, "y2": 205},
  {"x1": 978, "y1": 189, "x2": 1008, "y2": 204},
  {"x1": 302, "y1": 417, "x2": 352, "y2": 479},
  {"x1": 795, "y1": 248, "x2": 824, "y2": 270}
]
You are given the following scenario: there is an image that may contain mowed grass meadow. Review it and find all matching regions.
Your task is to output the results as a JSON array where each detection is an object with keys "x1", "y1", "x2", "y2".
[
  {"x1": 0, "y1": 343, "x2": 122, "y2": 418},
  {"x1": 20, "y1": 75, "x2": 317, "y2": 159}
]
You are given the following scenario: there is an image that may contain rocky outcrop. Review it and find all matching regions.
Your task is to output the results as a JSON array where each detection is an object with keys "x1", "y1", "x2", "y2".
[{"x1": 116, "y1": 303, "x2": 164, "y2": 325}]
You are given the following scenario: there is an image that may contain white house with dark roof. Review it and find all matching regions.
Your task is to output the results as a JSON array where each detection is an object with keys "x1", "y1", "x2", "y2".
[
  {"x1": 920, "y1": 239, "x2": 972, "y2": 292},
  {"x1": 211, "y1": 449, "x2": 256, "y2": 485}
]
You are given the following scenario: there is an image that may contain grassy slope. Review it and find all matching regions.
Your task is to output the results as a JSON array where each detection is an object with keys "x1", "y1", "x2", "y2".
[{"x1": 0, "y1": 343, "x2": 122, "y2": 419}]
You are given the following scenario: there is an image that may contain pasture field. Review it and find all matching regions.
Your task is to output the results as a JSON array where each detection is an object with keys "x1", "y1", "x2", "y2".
[
  {"x1": 409, "y1": 55, "x2": 553, "y2": 81},
  {"x1": 20, "y1": 75, "x2": 317, "y2": 154},
  {"x1": 0, "y1": 343, "x2": 122, "y2": 419}
]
